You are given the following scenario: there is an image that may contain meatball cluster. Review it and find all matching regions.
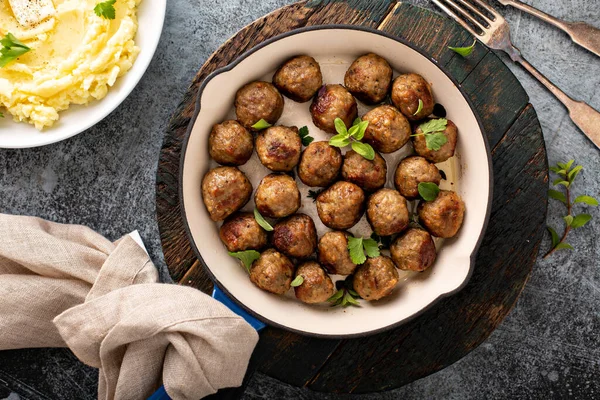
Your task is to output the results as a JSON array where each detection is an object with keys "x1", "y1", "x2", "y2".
[{"x1": 200, "y1": 51, "x2": 467, "y2": 306}]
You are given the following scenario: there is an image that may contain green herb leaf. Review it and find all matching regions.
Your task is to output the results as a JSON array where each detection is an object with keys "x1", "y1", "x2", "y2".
[
  {"x1": 574, "y1": 195, "x2": 599, "y2": 206},
  {"x1": 308, "y1": 189, "x2": 323, "y2": 202},
  {"x1": 564, "y1": 160, "x2": 574, "y2": 170},
  {"x1": 419, "y1": 118, "x2": 448, "y2": 135},
  {"x1": 547, "y1": 226, "x2": 560, "y2": 248},
  {"x1": 0, "y1": 111, "x2": 3, "y2": 118},
  {"x1": 328, "y1": 289, "x2": 344, "y2": 303},
  {"x1": 548, "y1": 189, "x2": 567, "y2": 204},
  {"x1": 334, "y1": 118, "x2": 348, "y2": 136},
  {"x1": 291, "y1": 275, "x2": 304, "y2": 287},
  {"x1": 348, "y1": 236, "x2": 366, "y2": 265},
  {"x1": 0, "y1": 33, "x2": 31, "y2": 68},
  {"x1": 254, "y1": 208, "x2": 274, "y2": 231},
  {"x1": 348, "y1": 289, "x2": 359, "y2": 297},
  {"x1": 549, "y1": 166, "x2": 561, "y2": 173},
  {"x1": 343, "y1": 292, "x2": 361, "y2": 306},
  {"x1": 353, "y1": 120, "x2": 369, "y2": 141},
  {"x1": 413, "y1": 99, "x2": 423, "y2": 116},
  {"x1": 448, "y1": 40, "x2": 476, "y2": 57},
  {"x1": 298, "y1": 126, "x2": 314, "y2": 146},
  {"x1": 363, "y1": 238, "x2": 380, "y2": 258},
  {"x1": 553, "y1": 178, "x2": 570, "y2": 188},
  {"x1": 571, "y1": 213, "x2": 592, "y2": 229},
  {"x1": 568, "y1": 165, "x2": 583, "y2": 182},
  {"x1": 251, "y1": 119, "x2": 272, "y2": 130},
  {"x1": 329, "y1": 133, "x2": 351, "y2": 148},
  {"x1": 555, "y1": 242, "x2": 574, "y2": 251},
  {"x1": 563, "y1": 215, "x2": 574, "y2": 227},
  {"x1": 228, "y1": 250, "x2": 260, "y2": 273},
  {"x1": 351, "y1": 141, "x2": 375, "y2": 160},
  {"x1": 94, "y1": 0, "x2": 117, "y2": 20},
  {"x1": 418, "y1": 182, "x2": 440, "y2": 201},
  {"x1": 425, "y1": 132, "x2": 448, "y2": 151}
]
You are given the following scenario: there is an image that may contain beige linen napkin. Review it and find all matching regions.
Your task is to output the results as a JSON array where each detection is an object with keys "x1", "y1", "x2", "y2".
[{"x1": 0, "y1": 213, "x2": 259, "y2": 400}]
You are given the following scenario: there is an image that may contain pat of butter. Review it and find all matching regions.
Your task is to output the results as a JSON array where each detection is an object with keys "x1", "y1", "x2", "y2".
[{"x1": 8, "y1": 0, "x2": 56, "y2": 27}]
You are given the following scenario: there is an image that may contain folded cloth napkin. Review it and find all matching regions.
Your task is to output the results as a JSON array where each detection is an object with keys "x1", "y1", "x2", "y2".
[{"x1": 0, "y1": 214, "x2": 259, "y2": 400}]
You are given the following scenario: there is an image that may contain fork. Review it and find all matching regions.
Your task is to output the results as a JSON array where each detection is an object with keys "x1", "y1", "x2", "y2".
[{"x1": 432, "y1": 0, "x2": 600, "y2": 149}]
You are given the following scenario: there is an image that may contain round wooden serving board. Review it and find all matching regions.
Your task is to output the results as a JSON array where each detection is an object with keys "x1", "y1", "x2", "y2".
[{"x1": 156, "y1": 0, "x2": 549, "y2": 395}]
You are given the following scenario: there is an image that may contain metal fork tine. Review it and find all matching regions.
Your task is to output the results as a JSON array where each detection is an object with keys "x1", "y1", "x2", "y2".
[
  {"x1": 440, "y1": 0, "x2": 488, "y2": 33},
  {"x1": 431, "y1": 0, "x2": 484, "y2": 37},
  {"x1": 468, "y1": 0, "x2": 502, "y2": 19},
  {"x1": 455, "y1": 0, "x2": 493, "y2": 25}
]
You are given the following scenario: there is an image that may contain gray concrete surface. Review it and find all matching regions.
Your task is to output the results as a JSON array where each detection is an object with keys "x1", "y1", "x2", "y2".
[{"x1": 1, "y1": 0, "x2": 599, "y2": 399}]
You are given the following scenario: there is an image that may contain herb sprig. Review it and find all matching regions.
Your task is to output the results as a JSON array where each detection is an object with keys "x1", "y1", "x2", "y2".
[
  {"x1": 328, "y1": 275, "x2": 361, "y2": 307},
  {"x1": 298, "y1": 126, "x2": 314, "y2": 146},
  {"x1": 449, "y1": 40, "x2": 476, "y2": 57},
  {"x1": 251, "y1": 119, "x2": 272, "y2": 130},
  {"x1": 0, "y1": 33, "x2": 31, "y2": 68},
  {"x1": 544, "y1": 160, "x2": 597, "y2": 258},
  {"x1": 228, "y1": 250, "x2": 260, "y2": 273},
  {"x1": 329, "y1": 118, "x2": 375, "y2": 160},
  {"x1": 412, "y1": 118, "x2": 448, "y2": 151},
  {"x1": 94, "y1": 0, "x2": 117, "y2": 20},
  {"x1": 418, "y1": 182, "x2": 440, "y2": 201},
  {"x1": 348, "y1": 236, "x2": 380, "y2": 265}
]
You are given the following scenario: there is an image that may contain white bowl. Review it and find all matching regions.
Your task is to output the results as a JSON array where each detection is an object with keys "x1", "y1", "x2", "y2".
[
  {"x1": 0, "y1": 0, "x2": 167, "y2": 149},
  {"x1": 181, "y1": 26, "x2": 493, "y2": 338}
]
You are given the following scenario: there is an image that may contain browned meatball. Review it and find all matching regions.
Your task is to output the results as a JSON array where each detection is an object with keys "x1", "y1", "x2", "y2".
[
  {"x1": 219, "y1": 213, "x2": 268, "y2": 252},
  {"x1": 362, "y1": 105, "x2": 411, "y2": 153},
  {"x1": 298, "y1": 141, "x2": 342, "y2": 187},
  {"x1": 390, "y1": 228, "x2": 437, "y2": 272},
  {"x1": 310, "y1": 84, "x2": 358, "y2": 134},
  {"x1": 273, "y1": 55, "x2": 323, "y2": 102},
  {"x1": 250, "y1": 249, "x2": 294, "y2": 295},
  {"x1": 255, "y1": 126, "x2": 302, "y2": 172},
  {"x1": 272, "y1": 214, "x2": 317, "y2": 259},
  {"x1": 391, "y1": 73, "x2": 434, "y2": 121},
  {"x1": 418, "y1": 190, "x2": 465, "y2": 238},
  {"x1": 344, "y1": 53, "x2": 393, "y2": 104},
  {"x1": 254, "y1": 174, "x2": 300, "y2": 218},
  {"x1": 318, "y1": 231, "x2": 356, "y2": 275},
  {"x1": 235, "y1": 81, "x2": 284, "y2": 129},
  {"x1": 353, "y1": 256, "x2": 399, "y2": 301},
  {"x1": 294, "y1": 262, "x2": 335, "y2": 304},
  {"x1": 316, "y1": 181, "x2": 365, "y2": 230},
  {"x1": 201, "y1": 167, "x2": 252, "y2": 221},
  {"x1": 394, "y1": 156, "x2": 442, "y2": 199},
  {"x1": 367, "y1": 189, "x2": 409, "y2": 236},
  {"x1": 413, "y1": 119, "x2": 458, "y2": 163},
  {"x1": 341, "y1": 150, "x2": 387, "y2": 192},
  {"x1": 208, "y1": 120, "x2": 254, "y2": 166}
]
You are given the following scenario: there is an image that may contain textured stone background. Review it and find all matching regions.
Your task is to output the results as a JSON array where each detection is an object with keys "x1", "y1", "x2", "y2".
[{"x1": 1, "y1": 0, "x2": 599, "y2": 399}]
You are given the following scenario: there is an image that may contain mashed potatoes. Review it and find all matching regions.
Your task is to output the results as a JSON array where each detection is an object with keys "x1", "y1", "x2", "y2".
[{"x1": 0, "y1": 0, "x2": 140, "y2": 129}]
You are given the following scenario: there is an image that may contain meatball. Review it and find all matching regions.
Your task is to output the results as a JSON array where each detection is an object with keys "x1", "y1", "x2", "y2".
[
  {"x1": 255, "y1": 174, "x2": 300, "y2": 218},
  {"x1": 294, "y1": 262, "x2": 335, "y2": 304},
  {"x1": 353, "y1": 256, "x2": 399, "y2": 301},
  {"x1": 413, "y1": 119, "x2": 458, "y2": 163},
  {"x1": 201, "y1": 166, "x2": 252, "y2": 221},
  {"x1": 318, "y1": 231, "x2": 356, "y2": 276},
  {"x1": 235, "y1": 81, "x2": 284, "y2": 129},
  {"x1": 362, "y1": 105, "x2": 411, "y2": 153},
  {"x1": 298, "y1": 141, "x2": 342, "y2": 187},
  {"x1": 208, "y1": 120, "x2": 254, "y2": 166},
  {"x1": 391, "y1": 73, "x2": 434, "y2": 121},
  {"x1": 255, "y1": 125, "x2": 302, "y2": 172},
  {"x1": 250, "y1": 249, "x2": 294, "y2": 295},
  {"x1": 273, "y1": 55, "x2": 323, "y2": 102},
  {"x1": 219, "y1": 213, "x2": 268, "y2": 252},
  {"x1": 272, "y1": 214, "x2": 318, "y2": 259},
  {"x1": 310, "y1": 84, "x2": 358, "y2": 134},
  {"x1": 341, "y1": 150, "x2": 387, "y2": 192},
  {"x1": 316, "y1": 181, "x2": 365, "y2": 230},
  {"x1": 394, "y1": 156, "x2": 442, "y2": 199},
  {"x1": 367, "y1": 189, "x2": 409, "y2": 237},
  {"x1": 344, "y1": 53, "x2": 393, "y2": 104},
  {"x1": 418, "y1": 190, "x2": 465, "y2": 238},
  {"x1": 390, "y1": 228, "x2": 437, "y2": 272}
]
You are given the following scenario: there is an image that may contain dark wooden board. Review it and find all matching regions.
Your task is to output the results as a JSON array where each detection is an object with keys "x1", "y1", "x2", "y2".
[{"x1": 155, "y1": 0, "x2": 549, "y2": 394}]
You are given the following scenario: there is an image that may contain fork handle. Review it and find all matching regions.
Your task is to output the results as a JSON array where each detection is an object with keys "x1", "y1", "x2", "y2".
[
  {"x1": 499, "y1": 0, "x2": 600, "y2": 57},
  {"x1": 510, "y1": 49, "x2": 600, "y2": 148}
]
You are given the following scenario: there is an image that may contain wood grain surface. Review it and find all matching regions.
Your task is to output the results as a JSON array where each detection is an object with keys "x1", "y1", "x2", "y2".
[{"x1": 156, "y1": 0, "x2": 549, "y2": 395}]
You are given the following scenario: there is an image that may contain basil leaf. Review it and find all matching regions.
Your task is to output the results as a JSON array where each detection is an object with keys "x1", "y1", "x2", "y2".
[
  {"x1": 571, "y1": 213, "x2": 592, "y2": 229},
  {"x1": 351, "y1": 141, "x2": 375, "y2": 160},
  {"x1": 251, "y1": 119, "x2": 272, "y2": 130},
  {"x1": 448, "y1": 40, "x2": 476, "y2": 57},
  {"x1": 228, "y1": 250, "x2": 260, "y2": 273},
  {"x1": 254, "y1": 208, "x2": 274, "y2": 231},
  {"x1": 425, "y1": 132, "x2": 448, "y2": 151},
  {"x1": 0, "y1": 33, "x2": 31, "y2": 68},
  {"x1": 418, "y1": 182, "x2": 440, "y2": 201},
  {"x1": 574, "y1": 195, "x2": 599, "y2": 206},
  {"x1": 290, "y1": 275, "x2": 304, "y2": 287},
  {"x1": 334, "y1": 118, "x2": 347, "y2": 135}
]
